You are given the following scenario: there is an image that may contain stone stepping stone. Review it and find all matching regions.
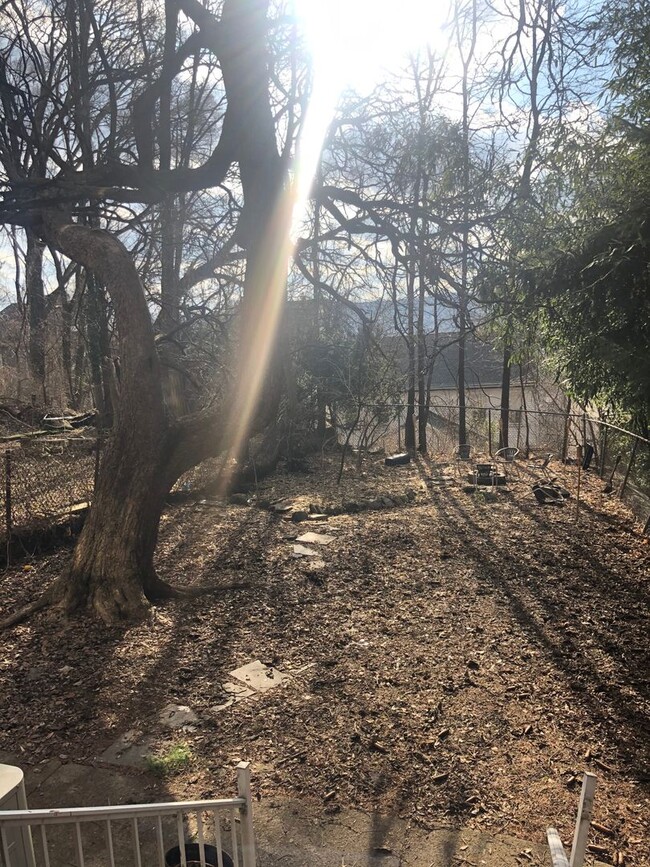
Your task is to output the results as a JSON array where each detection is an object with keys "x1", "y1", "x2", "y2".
[
  {"x1": 229, "y1": 660, "x2": 291, "y2": 692},
  {"x1": 159, "y1": 704, "x2": 199, "y2": 730},
  {"x1": 222, "y1": 681, "x2": 255, "y2": 699},
  {"x1": 296, "y1": 531, "x2": 335, "y2": 545},
  {"x1": 99, "y1": 730, "x2": 157, "y2": 768},
  {"x1": 210, "y1": 681, "x2": 256, "y2": 713},
  {"x1": 293, "y1": 544, "x2": 320, "y2": 557}
]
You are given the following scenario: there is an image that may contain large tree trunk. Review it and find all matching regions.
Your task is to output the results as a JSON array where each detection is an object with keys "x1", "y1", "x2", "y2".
[
  {"x1": 56, "y1": 430, "x2": 170, "y2": 620},
  {"x1": 41, "y1": 214, "x2": 170, "y2": 620},
  {"x1": 20, "y1": 0, "x2": 287, "y2": 625}
]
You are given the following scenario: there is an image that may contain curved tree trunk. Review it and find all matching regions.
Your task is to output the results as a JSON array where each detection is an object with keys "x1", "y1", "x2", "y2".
[
  {"x1": 18, "y1": 0, "x2": 288, "y2": 625},
  {"x1": 41, "y1": 213, "x2": 171, "y2": 621},
  {"x1": 56, "y1": 434, "x2": 170, "y2": 621}
]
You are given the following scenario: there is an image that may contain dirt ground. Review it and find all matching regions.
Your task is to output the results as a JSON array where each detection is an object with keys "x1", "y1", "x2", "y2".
[{"x1": 0, "y1": 452, "x2": 648, "y2": 866}]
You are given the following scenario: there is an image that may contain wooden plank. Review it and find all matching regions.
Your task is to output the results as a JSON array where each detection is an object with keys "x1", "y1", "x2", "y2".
[
  {"x1": 547, "y1": 827, "x2": 570, "y2": 867},
  {"x1": 570, "y1": 773, "x2": 597, "y2": 867}
]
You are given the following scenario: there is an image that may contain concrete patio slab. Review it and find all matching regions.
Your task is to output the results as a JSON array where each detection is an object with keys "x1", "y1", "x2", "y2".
[
  {"x1": 0, "y1": 755, "x2": 609, "y2": 867},
  {"x1": 98, "y1": 729, "x2": 158, "y2": 769}
]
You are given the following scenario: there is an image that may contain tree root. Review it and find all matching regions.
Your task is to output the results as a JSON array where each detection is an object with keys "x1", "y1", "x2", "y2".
[
  {"x1": 0, "y1": 575, "x2": 249, "y2": 630},
  {"x1": 0, "y1": 589, "x2": 54, "y2": 630},
  {"x1": 146, "y1": 578, "x2": 250, "y2": 601}
]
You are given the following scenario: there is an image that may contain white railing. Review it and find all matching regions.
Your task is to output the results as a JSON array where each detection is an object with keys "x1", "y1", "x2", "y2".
[{"x1": 0, "y1": 762, "x2": 256, "y2": 867}]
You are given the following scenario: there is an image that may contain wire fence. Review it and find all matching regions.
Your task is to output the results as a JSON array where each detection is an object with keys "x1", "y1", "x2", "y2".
[
  {"x1": 1, "y1": 436, "x2": 98, "y2": 547},
  {"x1": 338, "y1": 402, "x2": 650, "y2": 530},
  {"x1": 1, "y1": 405, "x2": 649, "y2": 552}
]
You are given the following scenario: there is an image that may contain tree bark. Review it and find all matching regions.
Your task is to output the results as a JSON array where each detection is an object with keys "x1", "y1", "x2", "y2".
[
  {"x1": 56, "y1": 428, "x2": 171, "y2": 621},
  {"x1": 25, "y1": 230, "x2": 46, "y2": 402},
  {"x1": 9, "y1": 0, "x2": 288, "y2": 624},
  {"x1": 42, "y1": 213, "x2": 169, "y2": 620}
]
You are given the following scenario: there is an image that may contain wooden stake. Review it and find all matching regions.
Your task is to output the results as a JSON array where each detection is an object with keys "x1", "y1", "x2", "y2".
[
  {"x1": 570, "y1": 773, "x2": 597, "y2": 867},
  {"x1": 547, "y1": 827, "x2": 569, "y2": 867}
]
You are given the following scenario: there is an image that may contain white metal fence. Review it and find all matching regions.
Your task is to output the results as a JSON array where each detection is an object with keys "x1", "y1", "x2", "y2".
[{"x1": 0, "y1": 763, "x2": 255, "y2": 867}]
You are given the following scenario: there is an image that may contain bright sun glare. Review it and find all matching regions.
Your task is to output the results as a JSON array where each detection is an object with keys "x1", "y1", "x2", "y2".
[
  {"x1": 291, "y1": 0, "x2": 447, "y2": 222},
  {"x1": 215, "y1": 2, "x2": 446, "y2": 491},
  {"x1": 295, "y1": 0, "x2": 446, "y2": 94}
]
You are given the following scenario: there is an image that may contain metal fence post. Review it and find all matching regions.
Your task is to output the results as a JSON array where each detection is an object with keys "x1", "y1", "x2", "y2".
[
  {"x1": 599, "y1": 425, "x2": 608, "y2": 478},
  {"x1": 562, "y1": 398, "x2": 572, "y2": 462},
  {"x1": 488, "y1": 409, "x2": 492, "y2": 456}
]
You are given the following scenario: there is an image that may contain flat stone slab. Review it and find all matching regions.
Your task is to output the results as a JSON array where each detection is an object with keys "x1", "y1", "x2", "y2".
[
  {"x1": 296, "y1": 532, "x2": 335, "y2": 545},
  {"x1": 293, "y1": 544, "x2": 320, "y2": 557},
  {"x1": 0, "y1": 753, "x2": 62, "y2": 796},
  {"x1": 159, "y1": 703, "x2": 199, "y2": 730},
  {"x1": 229, "y1": 660, "x2": 291, "y2": 693},
  {"x1": 222, "y1": 680, "x2": 255, "y2": 699},
  {"x1": 253, "y1": 798, "x2": 564, "y2": 867}
]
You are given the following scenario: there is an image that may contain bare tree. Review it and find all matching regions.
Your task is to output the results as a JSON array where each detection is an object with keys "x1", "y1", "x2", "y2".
[{"x1": 0, "y1": 0, "x2": 300, "y2": 624}]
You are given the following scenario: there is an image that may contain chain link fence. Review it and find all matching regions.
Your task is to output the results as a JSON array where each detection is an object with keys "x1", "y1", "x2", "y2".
[
  {"x1": 2, "y1": 407, "x2": 648, "y2": 552},
  {"x1": 1, "y1": 436, "x2": 98, "y2": 547},
  {"x1": 337, "y1": 402, "x2": 650, "y2": 529}
]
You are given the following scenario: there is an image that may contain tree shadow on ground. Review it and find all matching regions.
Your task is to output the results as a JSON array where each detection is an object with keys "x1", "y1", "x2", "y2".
[{"x1": 415, "y1": 455, "x2": 649, "y2": 778}]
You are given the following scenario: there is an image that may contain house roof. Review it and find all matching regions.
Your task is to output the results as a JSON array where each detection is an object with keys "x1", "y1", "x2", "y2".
[
  {"x1": 429, "y1": 333, "x2": 511, "y2": 390},
  {"x1": 384, "y1": 330, "x2": 528, "y2": 390}
]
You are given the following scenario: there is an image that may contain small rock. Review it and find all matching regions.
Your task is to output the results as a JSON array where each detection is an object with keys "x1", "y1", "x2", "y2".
[
  {"x1": 342, "y1": 501, "x2": 359, "y2": 513},
  {"x1": 382, "y1": 497, "x2": 395, "y2": 507},
  {"x1": 291, "y1": 510, "x2": 309, "y2": 522},
  {"x1": 229, "y1": 493, "x2": 250, "y2": 506},
  {"x1": 159, "y1": 704, "x2": 199, "y2": 730}
]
